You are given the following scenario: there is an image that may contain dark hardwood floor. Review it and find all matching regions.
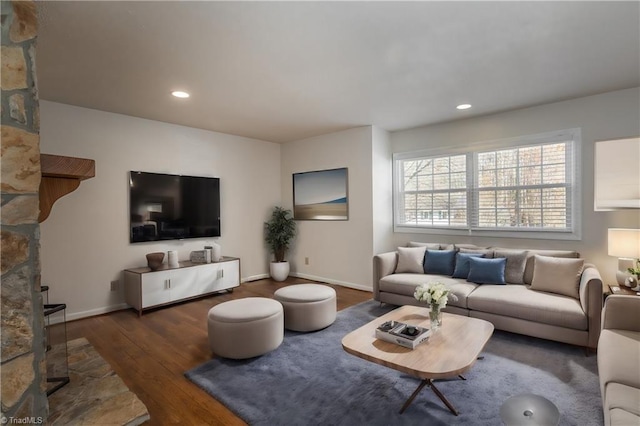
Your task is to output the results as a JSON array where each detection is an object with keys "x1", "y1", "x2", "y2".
[{"x1": 52, "y1": 277, "x2": 372, "y2": 425}]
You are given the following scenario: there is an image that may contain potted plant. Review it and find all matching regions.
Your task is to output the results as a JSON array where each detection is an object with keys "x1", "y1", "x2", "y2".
[{"x1": 265, "y1": 206, "x2": 297, "y2": 281}]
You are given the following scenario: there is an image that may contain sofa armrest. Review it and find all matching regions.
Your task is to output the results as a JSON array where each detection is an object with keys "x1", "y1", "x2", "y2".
[
  {"x1": 602, "y1": 295, "x2": 640, "y2": 332},
  {"x1": 373, "y1": 251, "x2": 398, "y2": 301},
  {"x1": 579, "y1": 264, "x2": 603, "y2": 349}
]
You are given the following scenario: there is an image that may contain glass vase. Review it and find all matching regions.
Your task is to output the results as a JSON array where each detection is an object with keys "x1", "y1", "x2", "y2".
[{"x1": 429, "y1": 306, "x2": 442, "y2": 331}]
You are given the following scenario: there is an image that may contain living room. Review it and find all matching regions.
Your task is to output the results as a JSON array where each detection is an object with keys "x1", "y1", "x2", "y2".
[{"x1": 2, "y1": 1, "x2": 639, "y2": 425}]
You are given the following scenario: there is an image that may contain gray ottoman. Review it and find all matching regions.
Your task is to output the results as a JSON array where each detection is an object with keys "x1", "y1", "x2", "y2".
[
  {"x1": 207, "y1": 297, "x2": 284, "y2": 359},
  {"x1": 274, "y1": 284, "x2": 337, "y2": 332}
]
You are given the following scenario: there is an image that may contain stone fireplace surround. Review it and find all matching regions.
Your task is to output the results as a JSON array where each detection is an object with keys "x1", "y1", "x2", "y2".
[{"x1": 1, "y1": 0, "x2": 49, "y2": 421}]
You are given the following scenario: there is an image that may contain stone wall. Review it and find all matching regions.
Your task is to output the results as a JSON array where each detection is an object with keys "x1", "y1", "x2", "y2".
[{"x1": 1, "y1": 0, "x2": 48, "y2": 421}]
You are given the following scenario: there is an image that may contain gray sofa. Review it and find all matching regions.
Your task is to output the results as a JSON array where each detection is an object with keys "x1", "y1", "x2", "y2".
[
  {"x1": 373, "y1": 243, "x2": 604, "y2": 349},
  {"x1": 597, "y1": 295, "x2": 640, "y2": 425}
]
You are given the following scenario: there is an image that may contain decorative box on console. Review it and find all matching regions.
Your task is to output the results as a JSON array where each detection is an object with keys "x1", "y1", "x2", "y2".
[
  {"x1": 189, "y1": 250, "x2": 208, "y2": 263},
  {"x1": 375, "y1": 320, "x2": 430, "y2": 349}
]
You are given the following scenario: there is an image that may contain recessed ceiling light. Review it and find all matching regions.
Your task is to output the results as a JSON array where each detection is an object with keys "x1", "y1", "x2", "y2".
[
  {"x1": 171, "y1": 91, "x2": 190, "y2": 98},
  {"x1": 456, "y1": 104, "x2": 472, "y2": 110}
]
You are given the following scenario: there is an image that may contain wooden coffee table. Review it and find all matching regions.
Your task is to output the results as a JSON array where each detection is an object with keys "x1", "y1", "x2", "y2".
[{"x1": 341, "y1": 305, "x2": 494, "y2": 415}]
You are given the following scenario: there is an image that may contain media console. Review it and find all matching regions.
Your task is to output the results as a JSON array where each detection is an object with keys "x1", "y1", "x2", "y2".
[{"x1": 124, "y1": 256, "x2": 240, "y2": 316}]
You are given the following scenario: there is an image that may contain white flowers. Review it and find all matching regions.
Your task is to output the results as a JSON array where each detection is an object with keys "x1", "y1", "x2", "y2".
[{"x1": 414, "y1": 282, "x2": 457, "y2": 309}]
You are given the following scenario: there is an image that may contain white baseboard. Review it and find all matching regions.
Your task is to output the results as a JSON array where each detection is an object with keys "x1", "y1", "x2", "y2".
[
  {"x1": 290, "y1": 272, "x2": 373, "y2": 293},
  {"x1": 48, "y1": 303, "x2": 130, "y2": 324},
  {"x1": 48, "y1": 274, "x2": 370, "y2": 324},
  {"x1": 242, "y1": 273, "x2": 270, "y2": 283}
]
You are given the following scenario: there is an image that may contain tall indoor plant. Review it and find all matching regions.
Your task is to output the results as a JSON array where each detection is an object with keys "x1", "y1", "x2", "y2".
[{"x1": 265, "y1": 206, "x2": 297, "y2": 281}]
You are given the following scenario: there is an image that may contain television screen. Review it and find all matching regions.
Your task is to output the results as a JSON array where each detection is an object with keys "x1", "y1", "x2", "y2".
[{"x1": 129, "y1": 171, "x2": 221, "y2": 243}]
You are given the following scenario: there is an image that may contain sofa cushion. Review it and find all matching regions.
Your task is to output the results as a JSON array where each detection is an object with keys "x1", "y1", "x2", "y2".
[
  {"x1": 378, "y1": 274, "x2": 477, "y2": 309},
  {"x1": 452, "y1": 252, "x2": 485, "y2": 279},
  {"x1": 494, "y1": 249, "x2": 528, "y2": 284},
  {"x1": 467, "y1": 284, "x2": 588, "y2": 330},
  {"x1": 522, "y1": 249, "x2": 580, "y2": 284},
  {"x1": 609, "y1": 408, "x2": 640, "y2": 426},
  {"x1": 407, "y1": 242, "x2": 441, "y2": 250},
  {"x1": 455, "y1": 244, "x2": 488, "y2": 250},
  {"x1": 395, "y1": 246, "x2": 426, "y2": 273},
  {"x1": 598, "y1": 329, "x2": 640, "y2": 390},
  {"x1": 467, "y1": 257, "x2": 506, "y2": 285},
  {"x1": 530, "y1": 255, "x2": 584, "y2": 299},
  {"x1": 605, "y1": 383, "x2": 640, "y2": 420},
  {"x1": 459, "y1": 247, "x2": 495, "y2": 258},
  {"x1": 424, "y1": 249, "x2": 456, "y2": 275}
]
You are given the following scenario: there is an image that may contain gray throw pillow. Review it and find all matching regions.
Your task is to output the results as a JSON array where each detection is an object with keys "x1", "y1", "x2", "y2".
[
  {"x1": 395, "y1": 246, "x2": 426, "y2": 273},
  {"x1": 494, "y1": 249, "x2": 528, "y2": 284},
  {"x1": 459, "y1": 247, "x2": 495, "y2": 258},
  {"x1": 530, "y1": 255, "x2": 584, "y2": 299}
]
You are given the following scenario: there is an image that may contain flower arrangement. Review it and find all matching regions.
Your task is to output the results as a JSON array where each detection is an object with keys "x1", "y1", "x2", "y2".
[
  {"x1": 414, "y1": 282, "x2": 457, "y2": 309},
  {"x1": 627, "y1": 258, "x2": 640, "y2": 280}
]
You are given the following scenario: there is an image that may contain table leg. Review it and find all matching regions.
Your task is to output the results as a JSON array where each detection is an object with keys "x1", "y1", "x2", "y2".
[
  {"x1": 399, "y1": 379, "x2": 460, "y2": 416},
  {"x1": 430, "y1": 381, "x2": 459, "y2": 416}
]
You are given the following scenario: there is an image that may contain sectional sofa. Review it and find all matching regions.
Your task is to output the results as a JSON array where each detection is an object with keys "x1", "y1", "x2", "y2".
[
  {"x1": 373, "y1": 242, "x2": 604, "y2": 350},
  {"x1": 597, "y1": 295, "x2": 640, "y2": 425}
]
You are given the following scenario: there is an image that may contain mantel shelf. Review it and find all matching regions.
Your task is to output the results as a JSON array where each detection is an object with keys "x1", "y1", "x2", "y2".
[{"x1": 39, "y1": 154, "x2": 95, "y2": 223}]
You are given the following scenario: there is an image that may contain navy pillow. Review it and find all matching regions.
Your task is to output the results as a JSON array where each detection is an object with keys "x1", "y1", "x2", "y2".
[
  {"x1": 452, "y1": 252, "x2": 486, "y2": 279},
  {"x1": 467, "y1": 257, "x2": 507, "y2": 285},
  {"x1": 423, "y1": 249, "x2": 456, "y2": 275}
]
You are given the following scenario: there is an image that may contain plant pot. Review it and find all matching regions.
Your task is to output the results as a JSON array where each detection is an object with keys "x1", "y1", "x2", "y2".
[{"x1": 270, "y1": 261, "x2": 290, "y2": 282}]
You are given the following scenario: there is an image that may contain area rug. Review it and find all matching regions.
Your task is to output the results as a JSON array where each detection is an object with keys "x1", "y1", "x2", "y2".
[{"x1": 186, "y1": 300, "x2": 602, "y2": 426}]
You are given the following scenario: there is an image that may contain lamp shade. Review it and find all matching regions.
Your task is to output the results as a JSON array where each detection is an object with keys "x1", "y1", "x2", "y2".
[{"x1": 608, "y1": 228, "x2": 640, "y2": 258}]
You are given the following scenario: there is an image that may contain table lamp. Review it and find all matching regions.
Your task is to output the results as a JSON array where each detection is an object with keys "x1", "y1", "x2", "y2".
[{"x1": 608, "y1": 228, "x2": 640, "y2": 288}]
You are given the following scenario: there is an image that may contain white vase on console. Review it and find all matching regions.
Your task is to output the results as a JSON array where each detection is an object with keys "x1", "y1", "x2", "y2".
[
  {"x1": 211, "y1": 242, "x2": 222, "y2": 262},
  {"x1": 167, "y1": 250, "x2": 179, "y2": 268}
]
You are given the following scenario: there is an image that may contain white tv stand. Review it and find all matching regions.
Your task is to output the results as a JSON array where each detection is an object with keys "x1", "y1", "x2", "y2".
[{"x1": 124, "y1": 256, "x2": 240, "y2": 317}]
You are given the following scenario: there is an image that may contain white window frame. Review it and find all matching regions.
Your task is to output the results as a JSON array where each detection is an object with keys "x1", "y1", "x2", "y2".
[{"x1": 393, "y1": 129, "x2": 582, "y2": 240}]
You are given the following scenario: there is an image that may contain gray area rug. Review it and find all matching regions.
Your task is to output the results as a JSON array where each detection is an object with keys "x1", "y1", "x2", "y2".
[{"x1": 186, "y1": 300, "x2": 602, "y2": 425}]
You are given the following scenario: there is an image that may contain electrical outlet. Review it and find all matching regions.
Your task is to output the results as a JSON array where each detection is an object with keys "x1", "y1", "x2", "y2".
[
  {"x1": 110, "y1": 280, "x2": 119, "y2": 291},
  {"x1": 305, "y1": 257, "x2": 309, "y2": 265}
]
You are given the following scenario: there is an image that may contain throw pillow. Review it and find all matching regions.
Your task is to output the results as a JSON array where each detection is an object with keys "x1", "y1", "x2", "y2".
[
  {"x1": 395, "y1": 246, "x2": 427, "y2": 273},
  {"x1": 494, "y1": 249, "x2": 528, "y2": 284},
  {"x1": 459, "y1": 247, "x2": 495, "y2": 258},
  {"x1": 423, "y1": 249, "x2": 456, "y2": 275},
  {"x1": 452, "y1": 252, "x2": 486, "y2": 279},
  {"x1": 467, "y1": 257, "x2": 507, "y2": 285},
  {"x1": 530, "y1": 255, "x2": 584, "y2": 299}
]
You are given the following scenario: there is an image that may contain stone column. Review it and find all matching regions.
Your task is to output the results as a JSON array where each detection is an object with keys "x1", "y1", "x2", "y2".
[{"x1": 1, "y1": 0, "x2": 48, "y2": 421}]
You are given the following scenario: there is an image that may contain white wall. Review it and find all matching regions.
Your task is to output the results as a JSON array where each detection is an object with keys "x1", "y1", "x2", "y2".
[
  {"x1": 281, "y1": 126, "x2": 375, "y2": 290},
  {"x1": 390, "y1": 87, "x2": 640, "y2": 280},
  {"x1": 39, "y1": 101, "x2": 281, "y2": 320},
  {"x1": 372, "y1": 126, "x2": 393, "y2": 255}
]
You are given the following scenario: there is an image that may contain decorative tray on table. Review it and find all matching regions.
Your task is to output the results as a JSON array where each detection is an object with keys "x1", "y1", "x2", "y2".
[{"x1": 375, "y1": 320, "x2": 430, "y2": 349}]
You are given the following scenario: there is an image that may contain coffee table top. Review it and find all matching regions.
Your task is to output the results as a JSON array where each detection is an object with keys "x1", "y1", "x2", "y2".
[{"x1": 342, "y1": 305, "x2": 494, "y2": 380}]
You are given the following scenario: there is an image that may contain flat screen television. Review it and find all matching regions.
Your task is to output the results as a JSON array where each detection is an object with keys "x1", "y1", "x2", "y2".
[{"x1": 129, "y1": 171, "x2": 221, "y2": 243}]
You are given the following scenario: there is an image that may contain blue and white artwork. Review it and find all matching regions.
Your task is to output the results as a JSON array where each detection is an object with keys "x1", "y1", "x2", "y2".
[{"x1": 293, "y1": 168, "x2": 348, "y2": 220}]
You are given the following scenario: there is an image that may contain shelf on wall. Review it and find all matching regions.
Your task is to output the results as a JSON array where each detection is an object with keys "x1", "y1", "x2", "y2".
[{"x1": 39, "y1": 154, "x2": 95, "y2": 222}]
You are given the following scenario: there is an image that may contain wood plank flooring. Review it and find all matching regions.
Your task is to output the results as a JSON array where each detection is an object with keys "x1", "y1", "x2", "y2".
[{"x1": 52, "y1": 278, "x2": 372, "y2": 425}]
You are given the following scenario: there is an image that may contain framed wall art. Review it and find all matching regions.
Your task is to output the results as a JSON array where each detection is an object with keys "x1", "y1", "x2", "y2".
[{"x1": 293, "y1": 168, "x2": 348, "y2": 220}]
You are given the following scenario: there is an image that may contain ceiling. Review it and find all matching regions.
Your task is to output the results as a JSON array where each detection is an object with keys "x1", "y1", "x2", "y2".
[{"x1": 37, "y1": 1, "x2": 640, "y2": 144}]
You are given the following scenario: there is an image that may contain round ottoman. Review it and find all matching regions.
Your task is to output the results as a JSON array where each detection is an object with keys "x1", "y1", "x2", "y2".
[
  {"x1": 207, "y1": 297, "x2": 283, "y2": 359},
  {"x1": 274, "y1": 284, "x2": 337, "y2": 332}
]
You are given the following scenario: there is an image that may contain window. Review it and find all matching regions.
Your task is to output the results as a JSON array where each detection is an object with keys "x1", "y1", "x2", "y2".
[{"x1": 393, "y1": 129, "x2": 581, "y2": 240}]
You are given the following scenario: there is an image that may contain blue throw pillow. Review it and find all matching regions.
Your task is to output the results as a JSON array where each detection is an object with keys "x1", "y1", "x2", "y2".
[
  {"x1": 467, "y1": 257, "x2": 507, "y2": 285},
  {"x1": 423, "y1": 249, "x2": 456, "y2": 275},
  {"x1": 452, "y1": 252, "x2": 486, "y2": 279}
]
